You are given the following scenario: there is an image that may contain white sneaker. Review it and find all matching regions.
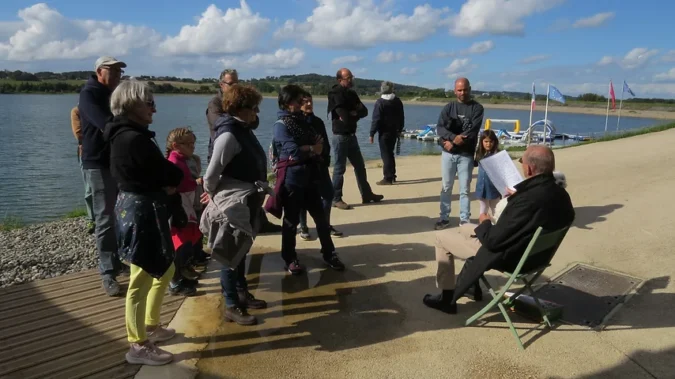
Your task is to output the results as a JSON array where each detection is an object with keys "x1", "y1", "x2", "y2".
[
  {"x1": 147, "y1": 325, "x2": 176, "y2": 343},
  {"x1": 125, "y1": 342, "x2": 173, "y2": 366}
]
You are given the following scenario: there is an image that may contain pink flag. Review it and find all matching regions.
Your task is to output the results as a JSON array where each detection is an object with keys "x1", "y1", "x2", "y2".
[{"x1": 609, "y1": 81, "x2": 616, "y2": 110}]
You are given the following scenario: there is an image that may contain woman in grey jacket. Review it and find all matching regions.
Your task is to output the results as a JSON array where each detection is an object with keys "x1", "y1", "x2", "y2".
[{"x1": 202, "y1": 84, "x2": 267, "y2": 326}]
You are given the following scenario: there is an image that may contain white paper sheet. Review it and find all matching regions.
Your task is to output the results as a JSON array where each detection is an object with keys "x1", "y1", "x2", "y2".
[{"x1": 478, "y1": 150, "x2": 523, "y2": 197}]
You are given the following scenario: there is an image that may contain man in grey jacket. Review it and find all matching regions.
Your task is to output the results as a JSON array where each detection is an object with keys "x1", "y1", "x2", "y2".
[{"x1": 435, "y1": 77, "x2": 484, "y2": 230}]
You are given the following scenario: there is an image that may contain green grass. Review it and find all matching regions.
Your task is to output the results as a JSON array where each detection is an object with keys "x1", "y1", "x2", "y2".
[
  {"x1": 0, "y1": 78, "x2": 86, "y2": 86},
  {"x1": 64, "y1": 208, "x2": 88, "y2": 219},
  {"x1": 0, "y1": 215, "x2": 24, "y2": 231}
]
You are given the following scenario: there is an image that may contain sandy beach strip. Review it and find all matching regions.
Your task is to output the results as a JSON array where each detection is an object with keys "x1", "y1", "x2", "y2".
[{"x1": 263, "y1": 95, "x2": 674, "y2": 120}]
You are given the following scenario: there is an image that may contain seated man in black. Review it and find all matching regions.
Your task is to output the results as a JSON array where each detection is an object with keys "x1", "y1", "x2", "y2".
[{"x1": 423, "y1": 145, "x2": 575, "y2": 314}]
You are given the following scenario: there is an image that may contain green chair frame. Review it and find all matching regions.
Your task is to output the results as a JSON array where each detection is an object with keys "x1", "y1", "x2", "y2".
[{"x1": 465, "y1": 225, "x2": 571, "y2": 350}]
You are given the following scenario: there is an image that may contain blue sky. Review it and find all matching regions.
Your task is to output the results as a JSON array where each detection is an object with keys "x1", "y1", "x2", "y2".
[{"x1": 1, "y1": 0, "x2": 674, "y2": 98}]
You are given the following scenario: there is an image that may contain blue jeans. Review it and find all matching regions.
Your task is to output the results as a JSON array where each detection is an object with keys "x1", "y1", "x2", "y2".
[
  {"x1": 220, "y1": 258, "x2": 248, "y2": 307},
  {"x1": 440, "y1": 152, "x2": 474, "y2": 222},
  {"x1": 299, "y1": 165, "x2": 333, "y2": 229},
  {"x1": 78, "y1": 154, "x2": 94, "y2": 222},
  {"x1": 84, "y1": 168, "x2": 121, "y2": 279},
  {"x1": 331, "y1": 134, "x2": 373, "y2": 202}
]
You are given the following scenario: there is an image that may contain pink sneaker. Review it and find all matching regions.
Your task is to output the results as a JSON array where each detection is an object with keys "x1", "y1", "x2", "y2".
[
  {"x1": 125, "y1": 342, "x2": 173, "y2": 366},
  {"x1": 146, "y1": 325, "x2": 176, "y2": 343}
]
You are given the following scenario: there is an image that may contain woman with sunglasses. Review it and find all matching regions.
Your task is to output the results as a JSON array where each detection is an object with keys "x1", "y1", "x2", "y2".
[{"x1": 103, "y1": 80, "x2": 183, "y2": 366}]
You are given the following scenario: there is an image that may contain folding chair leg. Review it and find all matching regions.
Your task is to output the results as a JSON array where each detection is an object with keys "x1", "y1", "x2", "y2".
[
  {"x1": 497, "y1": 302, "x2": 524, "y2": 350},
  {"x1": 465, "y1": 287, "x2": 502, "y2": 327},
  {"x1": 525, "y1": 284, "x2": 554, "y2": 328}
]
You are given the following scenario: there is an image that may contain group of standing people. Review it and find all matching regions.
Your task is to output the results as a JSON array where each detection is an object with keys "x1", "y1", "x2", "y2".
[
  {"x1": 68, "y1": 59, "x2": 405, "y2": 366},
  {"x1": 68, "y1": 56, "x2": 575, "y2": 368}
]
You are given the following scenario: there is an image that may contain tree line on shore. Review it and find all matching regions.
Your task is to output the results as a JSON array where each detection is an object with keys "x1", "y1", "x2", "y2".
[{"x1": 1, "y1": 69, "x2": 673, "y2": 104}]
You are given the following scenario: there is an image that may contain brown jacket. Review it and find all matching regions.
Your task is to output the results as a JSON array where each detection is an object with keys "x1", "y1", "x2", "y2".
[{"x1": 71, "y1": 106, "x2": 82, "y2": 143}]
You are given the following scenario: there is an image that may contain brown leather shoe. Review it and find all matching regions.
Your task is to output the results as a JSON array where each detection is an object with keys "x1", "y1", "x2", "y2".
[
  {"x1": 332, "y1": 200, "x2": 353, "y2": 210},
  {"x1": 238, "y1": 291, "x2": 267, "y2": 309}
]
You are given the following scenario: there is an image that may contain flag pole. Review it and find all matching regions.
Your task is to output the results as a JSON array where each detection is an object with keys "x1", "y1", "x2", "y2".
[
  {"x1": 527, "y1": 82, "x2": 534, "y2": 145},
  {"x1": 604, "y1": 79, "x2": 611, "y2": 133},
  {"x1": 616, "y1": 81, "x2": 625, "y2": 131},
  {"x1": 544, "y1": 84, "x2": 550, "y2": 144}
]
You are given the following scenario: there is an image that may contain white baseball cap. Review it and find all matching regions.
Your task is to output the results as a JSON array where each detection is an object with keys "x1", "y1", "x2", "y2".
[{"x1": 94, "y1": 56, "x2": 127, "y2": 70}]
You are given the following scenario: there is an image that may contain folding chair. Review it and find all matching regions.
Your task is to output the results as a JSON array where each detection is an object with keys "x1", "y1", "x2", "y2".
[{"x1": 464, "y1": 225, "x2": 571, "y2": 350}]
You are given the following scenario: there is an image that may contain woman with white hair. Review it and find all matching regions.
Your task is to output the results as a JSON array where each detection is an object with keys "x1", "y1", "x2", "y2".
[
  {"x1": 103, "y1": 80, "x2": 184, "y2": 366},
  {"x1": 369, "y1": 80, "x2": 405, "y2": 185}
]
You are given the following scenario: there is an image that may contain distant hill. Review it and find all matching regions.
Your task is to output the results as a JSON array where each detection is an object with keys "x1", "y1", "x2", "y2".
[{"x1": 0, "y1": 69, "x2": 673, "y2": 104}]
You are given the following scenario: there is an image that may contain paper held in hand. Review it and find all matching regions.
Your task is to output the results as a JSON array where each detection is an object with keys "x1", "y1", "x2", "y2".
[{"x1": 478, "y1": 150, "x2": 523, "y2": 197}]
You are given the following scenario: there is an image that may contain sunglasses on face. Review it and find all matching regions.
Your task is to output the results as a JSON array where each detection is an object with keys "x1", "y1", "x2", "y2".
[{"x1": 146, "y1": 100, "x2": 156, "y2": 109}]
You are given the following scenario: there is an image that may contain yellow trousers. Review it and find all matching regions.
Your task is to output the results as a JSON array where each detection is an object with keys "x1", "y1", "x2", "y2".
[{"x1": 125, "y1": 263, "x2": 175, "y2": 343}]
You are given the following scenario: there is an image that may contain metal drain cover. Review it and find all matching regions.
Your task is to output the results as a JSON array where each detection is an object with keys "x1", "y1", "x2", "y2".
[{"x1": 534, "y1": 263, "x2": 643, "y2": 328}]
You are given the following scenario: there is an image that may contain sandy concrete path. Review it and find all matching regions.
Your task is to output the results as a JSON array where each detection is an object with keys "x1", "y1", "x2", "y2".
[{"x1": 137, "y1": 130, "x2": 675, "y2": 379}]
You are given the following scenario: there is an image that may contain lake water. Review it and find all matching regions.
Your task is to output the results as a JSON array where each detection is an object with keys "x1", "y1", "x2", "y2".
[{"x1": 0, "y1": 94, "x2": 664, "y2": 223}]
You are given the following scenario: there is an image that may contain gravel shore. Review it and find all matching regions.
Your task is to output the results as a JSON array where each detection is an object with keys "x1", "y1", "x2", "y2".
[{"x1": 0, "y1": 217, "x2": 97, "y2": 288}]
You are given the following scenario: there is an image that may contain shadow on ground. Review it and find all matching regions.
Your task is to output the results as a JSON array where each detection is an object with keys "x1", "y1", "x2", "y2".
[
  {"x1": 177, "y1": 243, "x2": 509, "y2": 364},
  {"x1": 573, "y1": 204, "x2": 624, "y2": 230},
  {"x1": 335, "y1": 215, "x2": 443, "y2": 236}
]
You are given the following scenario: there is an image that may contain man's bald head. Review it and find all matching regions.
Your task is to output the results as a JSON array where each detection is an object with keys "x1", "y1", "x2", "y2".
[
  {"x1": 336, "y1": 68, "x2": 354, "y2": 88},
  {"x1": 522, "y1": 145, "x2": 555, "y2": 176},
  {"x1": 453, "y1": 77, "x2": 471, "y2": 103},
  {"x1": 455, "y1": 77, "x2": 470, "y2": 87}
]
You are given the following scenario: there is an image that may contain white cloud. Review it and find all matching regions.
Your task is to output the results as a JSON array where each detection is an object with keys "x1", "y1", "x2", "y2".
[
  {"x1": 354, "y1": 67, "x2": 368, "y2": 75},
  {"x1": 247, "y1": 48, "x2": 305, "y2": 69},
  {"x1": 331, "y1": 55, "x2": 363, "y2": 65},
  {"x1": 376, "y1": 50, "x2": 404, "y2": 63},
  {"x1": 572, "y1": 12, "x2": 615, "y2": 28},
  {"x1": 0, "y1": 21, "x2": 23, "y2": 40},
  {"x1": 409, "y1": 50, "x2": 455, "y2": 62},
  {"x1": 520, "y1": 54, "x2": 551, "y2": 64},
  {"x1": 157, "y1": 1, "x2": 270, "y2": 56},
  {"x1": 400, "y1": 67, "x2": 418, "y2": 75},
  {"x1": 217, "y1": 48, "x2": 305, "y2": 70},
  {"x1": 275, "y1": 0, "x2": 450, "y2": 49},
  {"x1": 460, "y1": 40, "x2": 494, "y2": 55},
  {"x1": 0, "y1": 3, "x2": 161, "y2": 61},
  {"x1": 597, "y1": 56, "x2": 614, "y2": 66},
  {"x1": 661, "y1": 50, "x2": 675, "y2": 63},
  {"x1": 443, "y1": 58, "x2": 476, "y2": 78},
  {"x1": 621, "y1": 47, "x2": 659, "y2": 69},
  {"x1": 593, "y1": 48, "x2": 659, "y2": 69},
  {"x1": 450, "y1": 0, "x2": 565, "y2": 37},
  {"x1": 654, "y1": 68, "x2": 675, "y2": 81}
]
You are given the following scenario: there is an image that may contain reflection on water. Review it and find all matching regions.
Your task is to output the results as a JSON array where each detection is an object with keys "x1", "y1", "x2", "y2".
[{"x1": 0, "y1": 94, "x2": 663, "y2": 223}]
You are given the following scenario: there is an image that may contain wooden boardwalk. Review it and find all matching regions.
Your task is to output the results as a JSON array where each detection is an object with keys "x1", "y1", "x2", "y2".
[{"x1": 0, "y1": 270, "x2": 184, "y2": 379}]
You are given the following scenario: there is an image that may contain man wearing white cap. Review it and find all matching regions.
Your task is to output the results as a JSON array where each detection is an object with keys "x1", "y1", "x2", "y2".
[{"x1": 79, "y1": 56, "x2": 127, "y2": 296}]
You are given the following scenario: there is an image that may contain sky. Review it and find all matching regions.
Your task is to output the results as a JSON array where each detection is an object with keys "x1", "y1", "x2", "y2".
[{"x1": 1, "y1": 0, "x2": 674, "y2": 98}]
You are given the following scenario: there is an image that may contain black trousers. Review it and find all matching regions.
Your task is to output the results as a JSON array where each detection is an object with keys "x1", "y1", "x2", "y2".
[
  {"x1": 281, "y1": 185, "x2": 335, "y2": 264},
  {"x1": 378, "y1": 133, "x2": 398, "y2": 182}
]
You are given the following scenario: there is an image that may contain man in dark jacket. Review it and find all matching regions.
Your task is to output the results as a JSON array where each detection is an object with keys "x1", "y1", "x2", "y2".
[
  {"x1": 423, "y1": 145, "x2": 575, "y2": 314},
  {"x1": 369, "y1": 80, "x2": 405, "y2": 185},
  {"x1": 435, "y1": 77, "x2": 484, "y2": 230},
  {"x1": 79, "y1": 56, "x2": 126, "y2": 296},
  {"x1": 205, "y1": 68, "x2": 281, "y2": 234},
  {"x1": 327, "y1": 68, "x2": 383, "y2": 210}
]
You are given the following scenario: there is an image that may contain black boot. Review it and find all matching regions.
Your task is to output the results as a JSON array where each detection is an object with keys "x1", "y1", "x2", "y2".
[
  {"x1": 423, "y1": 290, "x2": 457, "y2": 314},
  {"x1": 224, "y1": 305, "x2": 257, "y2": 325}
]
